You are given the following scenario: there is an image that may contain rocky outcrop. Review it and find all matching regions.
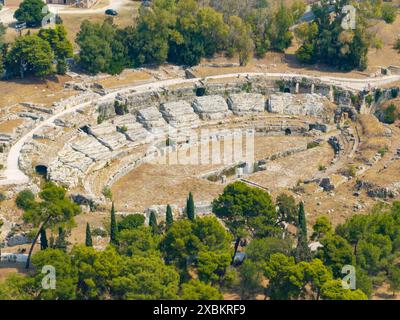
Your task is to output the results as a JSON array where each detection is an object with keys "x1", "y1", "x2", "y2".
[
  {"x1": 89, "y1": 122, "x2": 129, "y2": 151},
  {"x1": 227, "y1": 93, "x2": 266, "y2": 115},
  {"x1": 5, "y1": 232, "x2": 31, "y2": 247},
  {"x1": 192, "y1": 95, "x2": 232, "y2": 120},
  {"x1": 268, "y1": 93, "x2": 332, "y2": 121},
  {"x1": 160, "y1": 100, "x2": 200, "y2": 129},
  {"x1": 113, "y1": 115, "x2": 150, "y2": 147},
  {"x1": 137, "y1": 106, "x2": 168, "y2": 135},
  {"x1": 356, "y1": 180, "x2": 400, "y2": 199}
]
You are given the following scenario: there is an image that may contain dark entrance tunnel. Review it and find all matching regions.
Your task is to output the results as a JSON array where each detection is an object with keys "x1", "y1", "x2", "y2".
[
  {"x1": 285, "y1": 128, "x2": 292, "y2": 135},
  {"x1": 80, "y1": 125, "x2": 91, "y2": 134},
  {"x1": 283, "y1": 87, "x2": 291, "y2": 93},
  {"x1": 35, "y1": 165, "x2": 48, "y2": 178},
  {"x1": 196, "y1": 87, "x2": 206, "y2": 97}
]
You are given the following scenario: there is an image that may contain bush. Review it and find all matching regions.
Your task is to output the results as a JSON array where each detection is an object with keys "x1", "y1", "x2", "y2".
[
  {"x1": 391, "y1": 88, "x2": 399, "y2": 99},
  {"x1": 378, "y1": 146, "x2": 389, "y2": 157},
  {"x1": 119, "y1": 125, "x2": 128, "y2": 133},
  {"x1": 374, "y1": 89, "x2": 382, "y2": 103},
  {"x1": 382, "y1": 4, "x2": 397, "y2": 24},
  {"x1": 92, "y1": 228, "x2": 107, "y2": 237},
  {"x1": 307, "y1": 141, "x2": 319, "y2": 149},
  {"x1": 295, "y1": 42, "x2": 317, "y2": 64},
  {"x1": 114, "y1": 101, "x2": 128, "y2": 116},
  {"x1": 344, "y1": 165, "x2": 357, "y2": 178},
  {"x1": 383, "y1": 103, "x2": 397, "y2": 124},
  {"x1": 102, "y1": 187, "x2": 112, "y2": 200},
  {"x1": 365, "y1": 95, "x2": 373, "y2": 106},
  {"x1": 395, "y1": 38, "x2": 400, "y2": 52},
  {"x1": 0, "y1": 192, "x2": 6, "y2": 202},
  {"x1": 15, "y1": 189, "x2": 35, "y2": 210},
  {"x1": 118, "y1": 214, "x2": 145, "y2": 232}
]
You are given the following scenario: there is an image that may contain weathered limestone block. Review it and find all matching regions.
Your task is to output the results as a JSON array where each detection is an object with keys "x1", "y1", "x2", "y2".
[
  {"x1": 113, "y1": 115, "x2": 150, "y2": 146},
  {"x1": 5, "y1": 233, "x2": 31, "y2": 247},
  {"x1": 18, "y1": 111, "x2": 42, "y2": 121},
  {"x1": 70, "y1": 136, "x2": 111, "y2": 161},
  {"x1": 268, "y1": 93, "x2": 330, "y2": 119},
  {"x1": 58, "y1": 145, "x2": 94, "y2": 172},
  {"x1": 192, "y1": 95, "x2": 232, "y2": 120},
  {"x1": 89, "y1": 122, "x2": 128, "y2": 151},
  {"x1": 48, "y1": 144, "x2": 94, "y2": 188},
  {"x1": 48, "y1": 162, "x2": 83, "y2": 188},
  {"x1": 137, "y1": 106, "x2": 168, "y2": 135},
  {"x1": 227, "y1": 93, "x2": 266, "y2": 115},
  {"x1": 160, "y1": 100, "x2": 200, "y2": 129}
]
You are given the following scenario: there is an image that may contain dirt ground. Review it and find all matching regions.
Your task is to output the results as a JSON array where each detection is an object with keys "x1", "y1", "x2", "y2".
[
  {"x1": 110, "y1": 135, "x2": 315, "y2": 212},
  {"x1": 0, "y1": 75, "x2": 76, "y2": 108},
  {"x1": 0, "y1": 261, "x2": 28, "y2": 282},
  {"x1": 367, "y1": 15, "x2": 400, "y2": 70},
  {"x1": 248, "y1": 142, "x2": 335, "y2": 191},
  {"x1": 372, "y1": 282, "x2": 400, "y2": 300}
]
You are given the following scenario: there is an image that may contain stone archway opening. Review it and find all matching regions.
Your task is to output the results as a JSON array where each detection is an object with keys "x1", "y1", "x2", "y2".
[
  {"x1": 196, "y1": 87, "x2": 206, "y2": 97},
  {"x1": 35, "y1": 165, "x2": 48, "y2": 178},
  {"x1": 284, "y1": 87, "x2": 291, "y2": 93},
  {"x1": 285, "y1": 128, "x2": 292, "y2": 135},
  {"x1": 80, "y1": 125, "x2": 91, "y2": 134}
]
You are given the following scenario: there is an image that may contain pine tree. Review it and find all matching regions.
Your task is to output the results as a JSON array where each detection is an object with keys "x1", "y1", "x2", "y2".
[
  {"x1": 85, "y1": 222, "x2": 93, "y2": 247},
  {"x1": 149, "y1": 211, "x2": 158, "y2": 235},
  {"x1": 166, "y1": 204, "x2": 173, "y2": 230},
  {"x1": 186, "y1": 192, "x2": 195, "y2": 221},
  {"x1": 40, "y1": 228, "x2": 48, "y2": 250},
  {"x1": 110, "y1": 202, "x2": 118, "y2": 245}
]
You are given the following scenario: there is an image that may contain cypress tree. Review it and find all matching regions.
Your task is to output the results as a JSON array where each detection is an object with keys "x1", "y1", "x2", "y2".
[
  {"x1": 186, "y1": 192, "x2": 195, "y2": 221},
  {"x1": 110, "y1": 202, "x2": 118, "y2": 245},
  {"x1": 85, "y1": 222, "x2": 93, "y2": 247},
  {"x1": 298, "y1": 202, "x2": 307, "y2": 239},
  {"x1": 40, "y1": 229, "x2": 48, "y2": 250},
  {"x1": 166, "y1": 204, "x2": 173, "y2": 230},
  {"x1": 55, "y1": 227, "x2": 67, "y2": 251},
  {"x1": 295, "y1": 202, "x2": 311, "y2": 262},
  {"x1": 149, "y1": 211, "x2": 158, "y2": 234}
]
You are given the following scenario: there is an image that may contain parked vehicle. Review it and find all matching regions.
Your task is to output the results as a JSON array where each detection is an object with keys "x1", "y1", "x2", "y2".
[{"x1": 105, "y1": 9, "x2": 118, "y2": 16}]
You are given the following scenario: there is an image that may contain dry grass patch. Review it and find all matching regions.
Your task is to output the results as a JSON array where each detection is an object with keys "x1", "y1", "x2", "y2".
[
  {"x1": 359, "y1": 114, "x2": 389, "y2": 137},
  {"x1": 0, "y1": 75, "x2": 75, "y2": 109},
  {"x1": 94, "y1": 69, "x2": 152, "y2": 89},
  {"x1": 0, "y1": 119, "x2": 23, "y2": 134}
]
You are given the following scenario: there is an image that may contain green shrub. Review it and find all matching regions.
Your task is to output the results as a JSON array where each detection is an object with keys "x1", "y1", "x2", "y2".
[
  {"x1": 16, "y1": 189, "x2": 35, "y2": 210},
  {"x1": 307, "y1": 141, "x2": 319, "y2": 149},
  {"x1": 378, "y1": 146, "x2": 389, "y2": 157},
  {"x1": 344, "y1": 165, "x2": 357, "y2": 178},
  {"x1": 391, "y1": 88, "x2": 399, "y2": 99},
  {"x1": 92, "y1": 228, "x2": 108, "y2": 237},
  {"x1": 102, "y1": 187, "x2": 112, "y2": 200},
  {"x1": 395, "y1": 38, "x2": 400, "y2": 52},
  {"x1": 365, "y1": 95, "x2": 373, "y2": 106},
  {"x1": 382, "y1": 4, "x2": 397, "y2": 24},
  {"x1": 383, "y1": 103, "x2": 397, "y2": 124}
]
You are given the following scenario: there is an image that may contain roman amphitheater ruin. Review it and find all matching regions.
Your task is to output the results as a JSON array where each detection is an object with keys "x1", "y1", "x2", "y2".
[{"x1": 1, "y1": 71, "x2": 400, "y2": 225}]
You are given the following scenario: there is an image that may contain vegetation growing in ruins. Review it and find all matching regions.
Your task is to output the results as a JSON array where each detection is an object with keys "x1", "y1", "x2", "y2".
[{"x1": 2, "y1": 181, "x2": 400, "y2": 300}]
